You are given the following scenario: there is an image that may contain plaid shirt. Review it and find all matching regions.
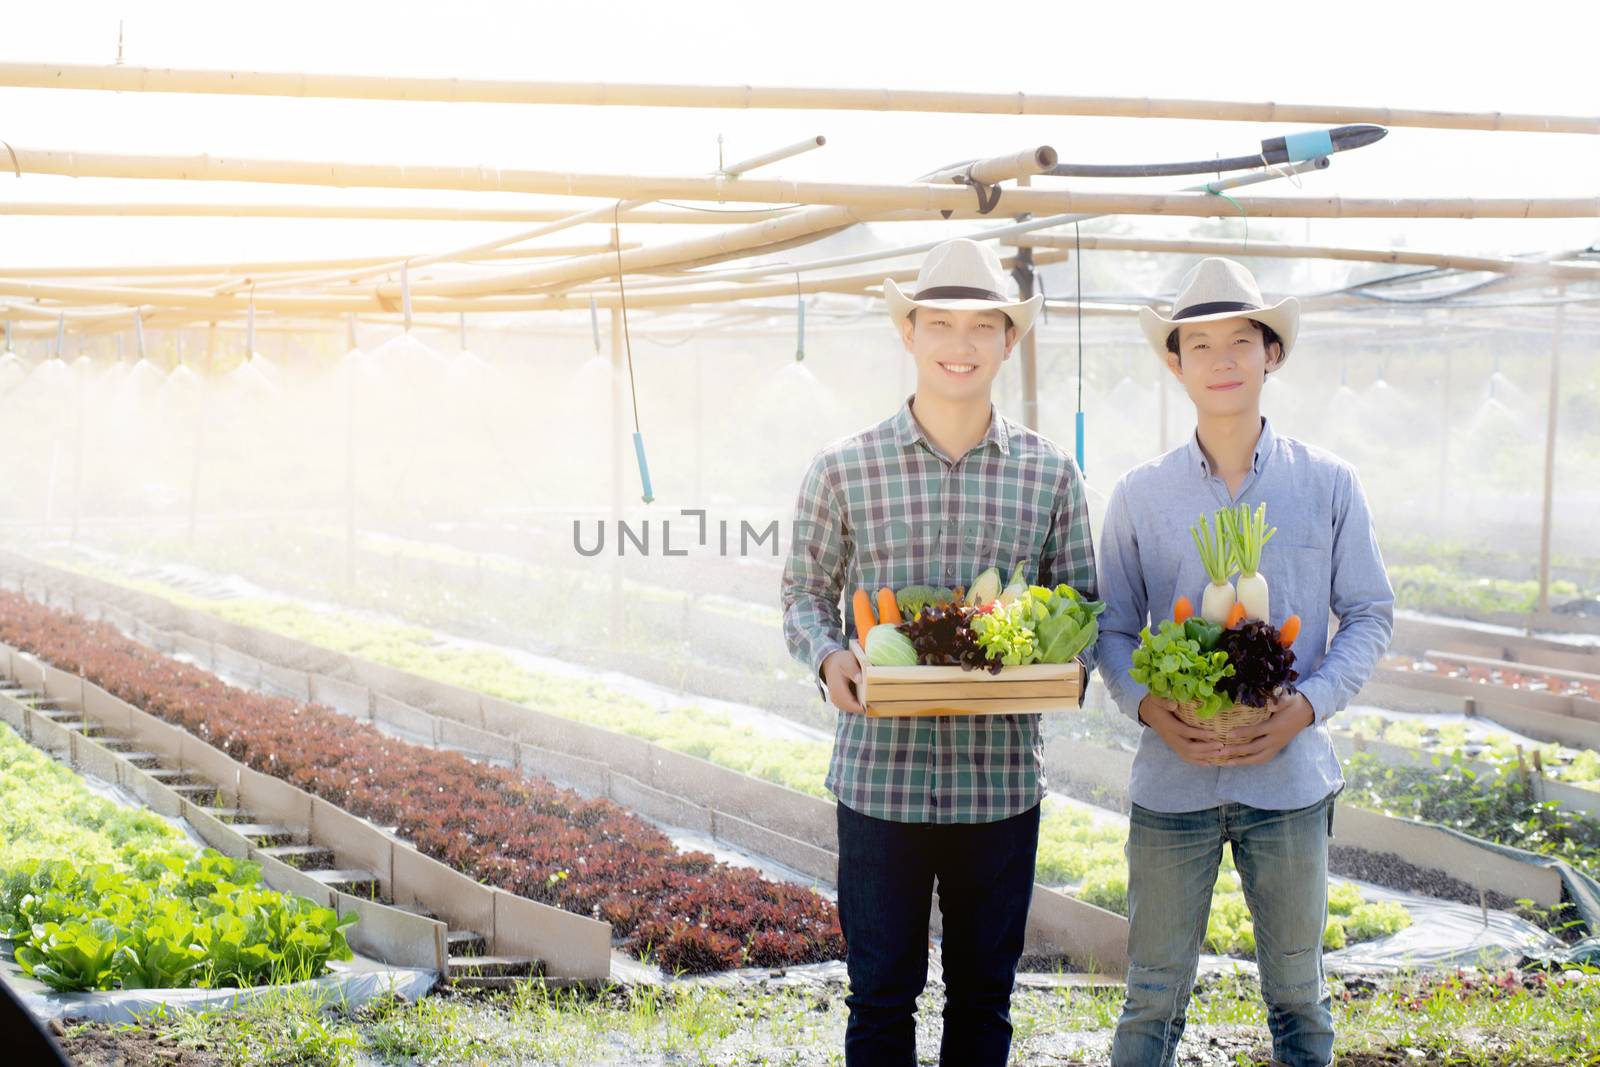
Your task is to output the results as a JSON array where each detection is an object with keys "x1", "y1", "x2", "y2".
[{"x1": 780, "y1": 393, "x2": 1098, "y2": 824}]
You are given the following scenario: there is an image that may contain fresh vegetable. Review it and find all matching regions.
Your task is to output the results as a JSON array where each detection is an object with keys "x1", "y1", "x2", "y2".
[
  {"x1": 1030, "y1": 584, "x2": 1106, "y2": 665},
  {"x1": 1225, "y1": 602, "x2": 1247, "y2": 630},
  {"x1": 1216, "y1": 619, "x2": 1299, "y2": 708},
  {"x1": 1278, "y1": 614, "x2": 1302, "y2": 647},
  {"x1": 901, "y1": 603, "x2": 998, "y2": 673},
  {"x1": 965, "y1": 566, "x2": 1003, "y2": 608},
  {"x1": 875, "y1": 587, "x2": 903, "y2": 625},
  {"x1": 1191, "y1": 511, "x2": 1240, "y2": 625},
  {"x1": 1129, "y1": 619, "x2": 1236, "y2": 720},
  {"x1": 970, "y1": 582, "x2": 1106, "y2": 669},
  {"x1": 1182, "y1": 616, "x2": 1224, "y2": 653},
  {"x1": 1223, "y1": 502, "x2": 1276, "y2": 621},
  {"x1": 864, "y1": 625, "x2": 918, "y2": 666},
  {"x1": 970, "y1": 599, "x2": 1040, "y2": 667},
  {"x1": 852, "y1": 588, "x2": 877, "y2": 641},
  {"x1": 894, "y1": 585, "x2": 953, "y2": 620},
  {"x1": 1173, "y1": 596, "x2": 1194, "y2": 625},
  {"x1": 998, "y1": 562, "x2": 1030, "y2": 607}
]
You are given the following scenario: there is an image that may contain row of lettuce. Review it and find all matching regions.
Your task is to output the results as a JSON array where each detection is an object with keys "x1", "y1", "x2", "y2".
[
  {"x1": 0, "y1": 591, "x2": 845, "y2": 976},
  {"x1": 0, "y1": 722, "x2": 355, "y2": 992},
  {"x1": 17, "y1": 573, "x2": 1412, "y2": 958}
]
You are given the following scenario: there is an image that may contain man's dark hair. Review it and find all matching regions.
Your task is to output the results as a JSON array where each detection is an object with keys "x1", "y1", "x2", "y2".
[
  {"x1": 1166, "y1": 319, "x2": 1282, "y2": 366},
  {"x1": 907, "y1": 307, "x2": 1015, "y2": 331}
]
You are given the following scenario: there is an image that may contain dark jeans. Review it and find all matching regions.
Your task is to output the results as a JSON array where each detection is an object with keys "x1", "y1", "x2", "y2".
[{"x1": 835, "y1": 799, "x2": 1041, "y2": 1067}]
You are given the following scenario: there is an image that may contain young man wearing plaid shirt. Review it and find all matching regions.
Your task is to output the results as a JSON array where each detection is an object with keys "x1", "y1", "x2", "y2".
[{"x1": 781, "y1": 238, "x2": 1098, "y2": 1067}]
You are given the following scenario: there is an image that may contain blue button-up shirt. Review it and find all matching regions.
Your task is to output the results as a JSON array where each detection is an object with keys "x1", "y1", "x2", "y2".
[{"x1": 1094, "y1": 417, "x2": 1395, "y2": 813}]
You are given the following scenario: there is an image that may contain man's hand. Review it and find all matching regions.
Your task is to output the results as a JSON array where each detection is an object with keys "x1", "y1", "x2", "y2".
[
  {"x1": 1218, "y1": 692, "x2": 1315, "y2": 766},
  {"x1": 1138, "y1": 693, "x2": 1227, "y2": 767},
  {"x1": 821, "y1": 648, "x2": 865, "y2": 714}
]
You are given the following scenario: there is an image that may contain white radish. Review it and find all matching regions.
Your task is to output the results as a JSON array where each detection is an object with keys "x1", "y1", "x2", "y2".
[
  {"x1": 1225, "y1": 503, "x2": 1276, "y2": 622},
  {"x1": 1190, "y1": 511, "x2": 1239, "y2": 625}
]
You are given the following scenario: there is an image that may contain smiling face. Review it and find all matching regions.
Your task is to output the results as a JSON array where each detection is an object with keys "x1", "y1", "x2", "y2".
[
  {"x1": 899, "y1": 306, "x2": 1018, "y2": 402},
  {"x1": 1165, "y1": 316, "x2": 1284, "y2": 417}
]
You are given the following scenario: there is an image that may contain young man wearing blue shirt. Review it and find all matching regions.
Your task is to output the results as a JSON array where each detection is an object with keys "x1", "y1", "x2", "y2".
[{"x1": 1096, "y1": 257, "x2": 1395, "y2": 1067}]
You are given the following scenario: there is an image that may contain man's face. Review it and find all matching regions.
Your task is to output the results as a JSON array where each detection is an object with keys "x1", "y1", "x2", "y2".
[
  {"x1": 900, "y1": 306, "x2": 1018, "y2": 402},
  {"x1": 1164, "y1": 316, "x2": 1282, "y2": 417}
]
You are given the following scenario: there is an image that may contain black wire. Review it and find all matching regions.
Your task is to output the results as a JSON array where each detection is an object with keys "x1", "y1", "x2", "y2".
[{"x1": 613, "y1": 201, "x2": 642, "y2": 433}]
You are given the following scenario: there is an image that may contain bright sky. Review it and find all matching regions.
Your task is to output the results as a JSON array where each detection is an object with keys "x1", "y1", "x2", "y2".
[{"x1": 2, "y1": 0, "x2": 1598, "y2": 268}]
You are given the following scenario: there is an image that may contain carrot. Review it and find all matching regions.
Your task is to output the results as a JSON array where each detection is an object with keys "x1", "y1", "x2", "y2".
[
  {"x1": 852, "y1": 589, "x2": 877, "y2": 641},
  {"x1": 1279, "y1": 614, "x2": 1302, "y2": 647},
  {"x1": 1225, "y1": 601, "x2": 1247, "y2": 629},
  {"x1": 876, "y1": 587, "x2": 903, "y2": 625},
  {"x1": 1173, "y1": 596, "x2": 1194, "y2": 625}
]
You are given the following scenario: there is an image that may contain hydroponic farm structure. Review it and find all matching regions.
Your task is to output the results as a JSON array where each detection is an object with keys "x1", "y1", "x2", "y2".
[{"x1": 3, "y1": 55, "x2": 1600, "y2": 1066}]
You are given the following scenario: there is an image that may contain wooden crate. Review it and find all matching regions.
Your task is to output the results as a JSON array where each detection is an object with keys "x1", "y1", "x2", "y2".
[{"x1": 850, "y1": 641, "x2": 1084, "y2": 718}]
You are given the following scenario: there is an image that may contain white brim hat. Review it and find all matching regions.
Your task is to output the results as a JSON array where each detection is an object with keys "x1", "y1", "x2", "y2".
[
  {"x1": 1137, "y1": 256, "x2": 1300, "y2": 367},
  {"x1": 885, "y1": 237, "x2": 1043, "y2": 338}
]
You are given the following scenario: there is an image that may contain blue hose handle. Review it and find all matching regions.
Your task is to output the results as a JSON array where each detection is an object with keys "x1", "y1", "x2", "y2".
[{"x1": 633, "y1": 431, "x2": 655, "y2": 504}]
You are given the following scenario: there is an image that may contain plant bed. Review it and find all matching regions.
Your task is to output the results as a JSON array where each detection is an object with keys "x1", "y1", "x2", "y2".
[
  {"x1": 1336, "y1": 711, "x2": 1600, "y2": 792},
  {"x1": 16, "y1": 558, "x2": 1421, "y2": 965},
  {"x1": 0, "y1": 722, "x2": 355, "y2": 992},
  {"x1": 1342, "y1": 751, "x2": 1600, "y2": 892},
  {"x1": 0, "y1": 591, "x2": 843, "y2": 975}
]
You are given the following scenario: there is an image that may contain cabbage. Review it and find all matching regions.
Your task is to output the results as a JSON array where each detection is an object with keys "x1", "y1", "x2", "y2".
[{"x1": 865, "y1": 626, "x2": 919, "y2": 667}]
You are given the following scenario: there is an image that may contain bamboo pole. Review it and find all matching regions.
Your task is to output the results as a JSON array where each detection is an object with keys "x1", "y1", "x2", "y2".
[
  {"x1": 0, "y1": 249, "x2": 1074, "y2": 314},
  {"x1": 0, "y1": 199, "x2": 1005, "y2": 223},
  {"x1": 248, "y1": 197, "x2": 651, "y2": 292},
  {"x1": 599, "y1": 157, "x2": 1331, "y2": 293},
  {"x1": 0, "y1": 244, "x2": 643, "y2": 279},
  {"x1": 5, "y1": 63, "x2": 1595, "y2": 134},
  {"x1": 720, "y1": 135, "x2": 826, "y2": 176},
  {"x1": 1015, "y1": 233, "x2": 1600, "y2": 282},
  {"x1": 0, "y1": 200, "x2": 801, "y2": 223},
  {"x1": 921, "y1": 146, "x2": 1058, "y2": 185},
  {"x1": 8, "y1": 148, "x2": 1596, "y2": 228}
]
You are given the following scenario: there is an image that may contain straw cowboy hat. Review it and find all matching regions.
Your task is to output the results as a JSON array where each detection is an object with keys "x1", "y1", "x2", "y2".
[
  {"x1": 885, "y1": 238, "x2": 1043, "y2": 337},
  {"x1": 1138, "y1": 257, "x2": 1300, "y2": 367}
]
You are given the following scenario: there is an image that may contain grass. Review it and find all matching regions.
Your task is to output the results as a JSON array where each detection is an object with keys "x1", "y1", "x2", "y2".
[{"x1": 61, "y1": 965, "x2": 1600, "y2": 1066}]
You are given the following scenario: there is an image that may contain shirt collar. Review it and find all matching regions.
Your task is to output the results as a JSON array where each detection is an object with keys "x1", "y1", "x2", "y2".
[
  {"x1": 893, "y1": 393, "x2": 1012, "y2": 458},
  {"x1": 1186, "y1": 416, "x2": 1277, "y2": 479}
]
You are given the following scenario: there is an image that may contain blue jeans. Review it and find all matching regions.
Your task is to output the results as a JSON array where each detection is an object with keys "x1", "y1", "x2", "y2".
[
  {"x1": 835, "y1": 800, "x2": 1040, "y2": 1067},
  {"x1": 1111, "y1": 792, "x2": 1338, "y2": 1067}
]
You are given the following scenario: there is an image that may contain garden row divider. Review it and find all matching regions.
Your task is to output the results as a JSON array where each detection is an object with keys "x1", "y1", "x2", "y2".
[
  {"x1": 1332, "y1": 733, "x2": 1600, "y2": 819},
  {"x1": 0, "y1": 552, "x2": 1135, "y2": 976},
  {"x1": 1043, "y1": 737, "x2": 1566, "y2": 908},
  {"x1": 1390, "y1": 615, "x2": 1600, "y2": 677},
  {"x1": 0, "y1": 639, "x2": 613, "y2": 981},
  {"x1": 1360, "y1": 670, "x2": 1600, "y2": 751}
]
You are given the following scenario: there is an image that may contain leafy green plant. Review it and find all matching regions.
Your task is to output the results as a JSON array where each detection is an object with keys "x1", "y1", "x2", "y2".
[
  {"x1": 15, "y1": 917, "x2": 124, "y2": 992},
  {"x1": 1130, "y1": 619, "x2": 1236, "y2": 718},
  {"x1": 0, "y1": 724, "x2": 356, "y2": 992}
]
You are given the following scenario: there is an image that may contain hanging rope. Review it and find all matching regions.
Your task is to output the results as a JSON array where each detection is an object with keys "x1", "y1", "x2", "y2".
[
  {"x1": 613, "y1": 202, "x2": 654, "y2": 504},
  {"x1": 1074, "y1": 222, "x2": 1086, "y2": 474}
]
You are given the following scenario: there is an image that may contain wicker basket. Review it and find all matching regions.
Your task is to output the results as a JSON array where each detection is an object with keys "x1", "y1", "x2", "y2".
[{"x1": 1173, "y1": 700, "x2": 1273, "y2": 763}]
